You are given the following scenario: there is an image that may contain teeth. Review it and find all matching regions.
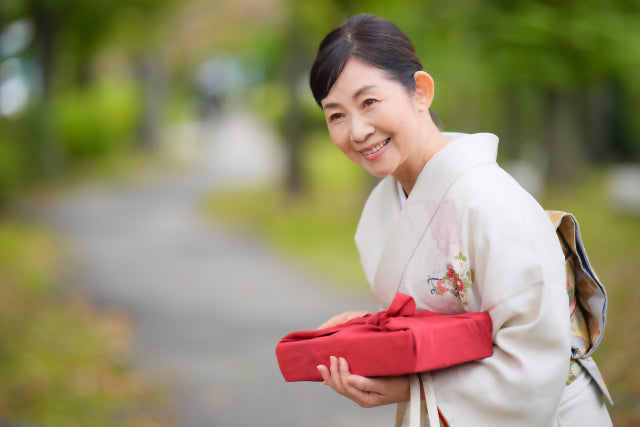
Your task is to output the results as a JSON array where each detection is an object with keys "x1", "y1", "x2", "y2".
[{"x1": 362, "y1": 139, "x2": 389, "y2": 155}]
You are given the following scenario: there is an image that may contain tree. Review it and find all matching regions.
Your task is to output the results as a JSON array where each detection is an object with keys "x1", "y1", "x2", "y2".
[
  {"x1": 480, "y1": 0, "x2": 640, "y2": 180},
  {"x1": 0, "y1": 0, "x2": 174, "y2": 178},
  {"x1": 271, "y1": 0, "x2": 347, "y2": 196}
]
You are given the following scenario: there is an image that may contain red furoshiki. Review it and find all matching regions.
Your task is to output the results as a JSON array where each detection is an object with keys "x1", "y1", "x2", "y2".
[{"x1": 276, "y1": 292, "x2": 493, "y2": 382}]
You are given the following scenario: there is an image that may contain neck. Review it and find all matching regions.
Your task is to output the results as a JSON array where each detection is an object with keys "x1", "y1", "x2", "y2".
[{"x1": 394, "y1": 128, "x2": 450, "y2": 195}]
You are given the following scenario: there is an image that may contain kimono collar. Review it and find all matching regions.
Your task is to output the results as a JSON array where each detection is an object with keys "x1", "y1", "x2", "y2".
[
  {"x1": 405, "y1": 132, "x2": 499, "y2": 206},
  {"x1": 357, "y1": 132, "x2": 499, "y2": 309}
]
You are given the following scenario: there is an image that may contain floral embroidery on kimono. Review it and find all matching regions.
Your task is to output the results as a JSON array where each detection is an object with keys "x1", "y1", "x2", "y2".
[
  {"x1": 423, "y1": 199, "x2": 475, "y2": 308},
  {"x1": 429, "y1": 252, "x2": 475, "y2": 308}
]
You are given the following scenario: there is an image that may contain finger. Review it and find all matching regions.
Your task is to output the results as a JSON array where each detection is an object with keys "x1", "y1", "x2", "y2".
[
  {"x1": 317, "y1": 314, "x2": 343, "y2": 330},
  {"x1": 329, "y1": 356, "x2": 346, "y2": 394},
  {"x1": 329, "y1": 356, "x2": 340, "y2": 382},
  {"x1": 347, "y1": 374, "x2": 377, "y2": 393},
  {"x1": 337, "y1": 361, "x2": 380, "y2": 408},
  {"x1": 338, "y1": 357, "x2": 366, "y2": 398},
  {"x1": 317, "y1": 310, "x2": 372, "y2": 330},
  {"x1": 338, "y1": 357, "x2": 353, "y2": 389},
  {"x1": 317, "y1": 318, "x2": 335, "y2": 330},
  {"x1": 316, "y1": 364, "x2": 329, "y2": 385},
  {"x1": 351, "y1": 375, "x2": 411, "y2": 407}
]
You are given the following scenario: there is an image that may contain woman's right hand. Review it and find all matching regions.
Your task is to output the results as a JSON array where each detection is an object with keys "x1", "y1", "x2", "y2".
[{"x1": 317, "y1": 310, "x2": 372, "y2": 330}]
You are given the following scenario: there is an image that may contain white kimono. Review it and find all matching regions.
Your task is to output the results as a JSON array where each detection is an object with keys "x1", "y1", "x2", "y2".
[{"x1": 354, "y1": 133, "x2": 612, "y2": 426}]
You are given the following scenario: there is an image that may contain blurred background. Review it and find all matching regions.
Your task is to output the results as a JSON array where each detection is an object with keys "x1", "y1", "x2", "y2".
[{"x1": 0, "y1": 0, "x2": 638, "y2": 425}]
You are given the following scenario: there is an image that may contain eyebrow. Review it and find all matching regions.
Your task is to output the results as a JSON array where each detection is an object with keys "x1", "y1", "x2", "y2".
[{"x1": 322, "y1": 85, "x2": 378, "y2": 110}]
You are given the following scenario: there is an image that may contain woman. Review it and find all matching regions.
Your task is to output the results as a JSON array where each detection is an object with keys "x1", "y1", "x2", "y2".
[{"x1": 310, "y1": 14, "x2": 612, "y2": 426}]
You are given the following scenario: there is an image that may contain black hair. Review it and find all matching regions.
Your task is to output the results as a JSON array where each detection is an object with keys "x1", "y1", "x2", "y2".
[{"x1": 309, "y1": 14, "x2": 423, "y2": 107}]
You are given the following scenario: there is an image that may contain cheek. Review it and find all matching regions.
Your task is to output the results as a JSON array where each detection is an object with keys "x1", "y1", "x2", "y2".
[
  {"x1": 329, "y1": 129, "x2": 361, "y2": 163},
  {"x1": 328, "y1": 128, "x2": 349, "y2": 152}
]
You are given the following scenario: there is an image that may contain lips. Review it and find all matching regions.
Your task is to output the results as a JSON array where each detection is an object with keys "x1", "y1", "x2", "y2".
[{"x1": 360, "y1": 138, "x2": 390, "y2": 160}]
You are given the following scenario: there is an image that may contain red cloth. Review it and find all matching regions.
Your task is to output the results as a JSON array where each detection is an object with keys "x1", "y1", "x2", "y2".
[{"x1": 276, "y1": 293, "x2": 493, "y2": 382}]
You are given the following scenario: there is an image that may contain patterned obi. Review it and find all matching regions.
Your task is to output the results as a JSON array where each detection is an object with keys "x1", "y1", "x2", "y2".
[{"x1": 547, "y1": 211, "x2": 612, "y2": 404}]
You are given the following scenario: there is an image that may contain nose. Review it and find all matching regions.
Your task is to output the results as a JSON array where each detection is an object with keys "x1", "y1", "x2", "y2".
[{"x1": 349, "y1": 114, "x2": 374, "y2": 143}]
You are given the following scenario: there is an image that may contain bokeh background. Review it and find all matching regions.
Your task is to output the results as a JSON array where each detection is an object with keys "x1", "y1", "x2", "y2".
[{"x1": 1, "y1": 0, "x2": 639, "y2": 425}]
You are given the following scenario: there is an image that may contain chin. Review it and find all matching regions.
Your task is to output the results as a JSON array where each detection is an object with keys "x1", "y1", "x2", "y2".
[{"x1": 365, "y1": 166, "x2": 395, "y2": 178}]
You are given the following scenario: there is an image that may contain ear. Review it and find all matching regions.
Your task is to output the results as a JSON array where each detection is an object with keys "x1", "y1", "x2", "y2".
[{"x1": 413, "y1": 71, "x2": 434, "y2": 112}]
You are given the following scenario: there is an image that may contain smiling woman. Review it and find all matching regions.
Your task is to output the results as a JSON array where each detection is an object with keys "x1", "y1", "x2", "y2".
[
  {"x1": 309, "y1": 14, "x2": 448, "y2": 193},
  {"x1": 315, "y1": 58, "x2": 448, "y2": 193},
  {"x1": 296, "y1": 13, "x2": 614, "y2": 427}
]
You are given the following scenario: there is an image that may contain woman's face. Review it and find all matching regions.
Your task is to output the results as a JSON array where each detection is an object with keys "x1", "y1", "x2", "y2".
[{"x1": 321, "y1": 58, "x2": 431, "y2": 181}]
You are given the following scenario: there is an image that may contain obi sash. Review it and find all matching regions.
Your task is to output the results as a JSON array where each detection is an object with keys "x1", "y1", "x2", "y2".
[{"x1": 547, "y1": 211, "x2": 612, "y2": 404}]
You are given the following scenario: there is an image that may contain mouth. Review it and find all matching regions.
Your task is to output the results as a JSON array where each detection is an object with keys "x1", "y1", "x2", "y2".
[{"x1": 361, "y1": 138, "x2": 390, "y2": 156}]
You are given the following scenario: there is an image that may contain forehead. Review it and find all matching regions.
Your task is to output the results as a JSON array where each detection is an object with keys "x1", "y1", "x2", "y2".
[{"x1": 322, "y1": 58, "x2": 396, "y2": 106}]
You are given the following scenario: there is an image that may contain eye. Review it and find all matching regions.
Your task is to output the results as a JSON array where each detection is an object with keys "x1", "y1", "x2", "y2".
[
  {"x1": 328, "y1": 112, "x2": 344, "y2": 123},
  {"x1": 362, "y1": 98, "x2": 379, "y2": 109}
]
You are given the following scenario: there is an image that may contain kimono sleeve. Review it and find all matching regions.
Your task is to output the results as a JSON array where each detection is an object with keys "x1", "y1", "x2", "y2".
[{"x1": 431, "y1": 184, "x2": 570, "y2": 426}]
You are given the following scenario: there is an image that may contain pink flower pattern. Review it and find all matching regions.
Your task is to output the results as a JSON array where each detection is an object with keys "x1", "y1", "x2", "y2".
[
  {"x1": 427, "y1": 200, "x2": 461, "y2": 254},
  {"x1": 430, "y1": 251, "x2": 474, "y2": 308}
]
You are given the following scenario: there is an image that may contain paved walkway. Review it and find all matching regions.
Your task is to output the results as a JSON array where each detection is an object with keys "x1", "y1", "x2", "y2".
[{"x1": 43, "y1": 111, "x2": 393, "y2": 427}]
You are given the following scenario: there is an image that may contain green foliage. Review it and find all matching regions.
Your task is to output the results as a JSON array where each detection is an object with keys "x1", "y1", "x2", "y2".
[
  {"x1": 53, "y1": 78, "x2": 140, "y2": 162},
  {"x1": 0, "y1": 76, "x2": 146, "y2": 207},
  {"x1": 480, "y1": 1, "x2": 636, "y2": 89},
  {"x1": 249, "y1": 81, "x2": 289, "y2": 125},
  {"x1": 258, "y1": 0, "x2": 640, "y2": 168},
  {"x1": 0, "y1": 130, "x2": 28, "y2": 206},
  {"x1": 0, "y1": 220, "x2": 170, "y2": 426}
]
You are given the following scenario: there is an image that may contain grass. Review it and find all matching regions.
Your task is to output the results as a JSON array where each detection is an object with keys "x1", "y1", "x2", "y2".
[
  {"x1": 0, "y1": 217, "x2": 172, "y2": 426},
  {"x1": 207, "y1": 134, "x2": 640, "y2": 425},
  {"x1": 0, "y1": 120, "x2": 189, "y2": 425}
]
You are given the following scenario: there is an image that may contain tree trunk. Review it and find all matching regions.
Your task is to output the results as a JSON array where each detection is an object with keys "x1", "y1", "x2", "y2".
[
  {"x1": 30, "y1": 0, "x2": 59, "y2": 177},
  {"x1": 280, "y1": 23, "x2": 307, "y2": 197},
  {"x1": 135, "y1": 50, "x2": 164, "y2": 151},
  {"x1": 501, "y1": 86, "x2": 524, "y2": 160},
  {"x1": 584, "y1": 80, "x2": 615, "y2": 164},
  {"x1": 543, "y1": 89, "x2": 585, "y2": 183}
]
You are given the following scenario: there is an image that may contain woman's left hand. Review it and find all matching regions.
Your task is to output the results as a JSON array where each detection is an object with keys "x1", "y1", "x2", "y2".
[{"x1": 317, "y1": 356, "x2": 410, "y2": 408}]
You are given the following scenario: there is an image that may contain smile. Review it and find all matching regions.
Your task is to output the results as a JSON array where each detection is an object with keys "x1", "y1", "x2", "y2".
[{"x1": 361, "y1": 138, "x2": 390, "y2": 155}]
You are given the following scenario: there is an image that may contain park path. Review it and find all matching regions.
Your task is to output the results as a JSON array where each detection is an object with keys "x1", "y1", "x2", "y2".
[{"x1": 43, "y1": 110, "x2": 393, "y2": 427}]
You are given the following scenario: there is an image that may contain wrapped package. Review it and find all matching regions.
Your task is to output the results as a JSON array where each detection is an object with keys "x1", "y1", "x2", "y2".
[{"x1": 276, "y1": 292, "x2": 493, "y2": 382}]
